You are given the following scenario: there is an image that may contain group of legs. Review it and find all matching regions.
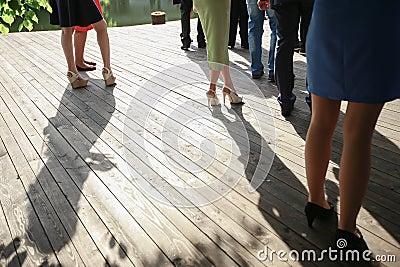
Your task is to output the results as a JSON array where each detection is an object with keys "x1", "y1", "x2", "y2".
[{"x1": 50, "y1": 0, "x2": 115, "y2": 89}]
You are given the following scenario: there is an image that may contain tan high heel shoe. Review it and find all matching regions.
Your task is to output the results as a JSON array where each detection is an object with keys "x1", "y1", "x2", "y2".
[
  {"x1": 222, "y1": 87, "x2": 243, "y2": 104},
  {"x1": 206, "y1": 85, "x2": 219, "y2": 107},
  {"x1": 102, "y1": 67, "x2": 116, "y2": 86},
  {"x1": 67, "y1": 71, "x2": 88, "y2": 89}
]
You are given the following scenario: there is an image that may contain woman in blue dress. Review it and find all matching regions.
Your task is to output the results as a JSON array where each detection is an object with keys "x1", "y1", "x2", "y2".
[
  {"x1": 50, "y1": 0, "x2": 116, "y2": 88},
  {"x1": 303, "y1": 0, "x2": 400, "y2": 250}
]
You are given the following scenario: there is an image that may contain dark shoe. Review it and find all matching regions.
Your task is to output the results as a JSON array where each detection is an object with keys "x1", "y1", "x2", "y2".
[
  {"x1": 83, "y1": 60, "x2": 96, "y2": 66},
  {"x1": 335, "y1": 228, "x2": 371, "y2": 262},
  {"x1": 304, "y1": 202, "x2": 334, "y2": 228},
  {"x1": 198, "y1": 42, "x2": 206, "y2": 49},
  {"x1": 277, "y1": 94, "x2": 296, "y2": 116},
  {"x1": 252, "y1": 71, "x2": 264, "y2": 79},
  {"x1": 181, "y1": 36, "x2": 191, "y2": 50},
  {"x1": 267, "y1": 75, "x2": 275, "y2": 83},
  {"x1": 228, "y1": 44, "x2": 235, "y2": 49},
  {"x1": 76, "y1": 65, "x2": 96, "y2": 71},
  {"x1": 241, "y1": 43, "x2": 249, "y2": 49},
  {"x1": 181, "y1": 44, "x2": 190, "y2": 51}
]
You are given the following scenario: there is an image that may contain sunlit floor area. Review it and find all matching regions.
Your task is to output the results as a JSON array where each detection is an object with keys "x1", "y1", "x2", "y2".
[{"x1": 0, "y1": 20, "x2": 399, "y2": 267}]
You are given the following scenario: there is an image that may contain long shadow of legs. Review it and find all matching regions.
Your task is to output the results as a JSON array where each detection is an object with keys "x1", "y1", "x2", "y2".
[{"x1": 3, "y1": 83, "x2": 119, "y2": 266}]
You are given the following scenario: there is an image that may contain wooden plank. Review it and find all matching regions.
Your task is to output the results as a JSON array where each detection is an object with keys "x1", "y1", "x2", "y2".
[
  {"x1": 0, "y1": 102, "x2": 60, "y2": 267},
  {"x1": 0, "y1": 137, "x2": 21, "y2": 267}
]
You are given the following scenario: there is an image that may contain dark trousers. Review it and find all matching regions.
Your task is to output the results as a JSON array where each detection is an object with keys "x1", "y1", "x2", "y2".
[
  {"x1": 180, "y1": 0, "x2": 205, "y2": 45},
  {"x1": 229, "y1": 0, "x2": 249, "y2": 47},
  {"x1": 274, "y1": 1, "x2": 314, "y2": 100}
]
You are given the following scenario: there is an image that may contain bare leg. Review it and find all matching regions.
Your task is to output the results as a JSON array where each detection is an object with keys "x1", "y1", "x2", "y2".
[
  {"x1": 305, "y1": 94, "x2": 340, "y2": 209},
  {"x1": 209, "y1": 69, "x2": 220, "y2": 85},
  {"x1": 61, "y1": 27, "x2": 78, "y2": 73},
  {"x1": 220, "y1": 66, "x2": 236, "y2": 93},
  {"x1": 92, "y1": 19, "x2": 111, "y2": 69},
  {"x1": 74, "y1": 31, "x2": 90, "y2": 68},
  {"x1": 339, "y1": 102, "x2": 383, "y2": 233}
]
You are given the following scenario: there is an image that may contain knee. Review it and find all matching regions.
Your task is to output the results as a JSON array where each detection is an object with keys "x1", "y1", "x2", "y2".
[
  {"x1": 342, "y1": 119, "x2": 374, "y2": 143},
  {"x1": 61, "y1": 27, "x2": 74, "y2": 36},
  {"x1": 93, "y1": 19, "x2": 107, "y2": 33}
]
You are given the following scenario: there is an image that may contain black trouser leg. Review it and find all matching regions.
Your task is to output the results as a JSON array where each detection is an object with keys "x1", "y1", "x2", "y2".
[
  {"x1": 238, "y1": 0, "x2": 249, "y2": 47},
  {"x1": 180, "y1": 0, "x2": 192, "y2": 46},
  {"x1": 197, "y1": 18, "x2": 205, "y2": 44},
  {"x1": 299, "y1": 0, "x2": 314, "y2": 51},
  {"x1": 274, "y1": 3, "x2": 301, "y2": 101},
  {"x1": 229, "y1": 0, "x2": 240, "y2": 47}
]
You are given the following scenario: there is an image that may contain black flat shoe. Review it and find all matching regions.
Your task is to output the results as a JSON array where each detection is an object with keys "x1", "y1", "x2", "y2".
[
  {"x1": 304, "y1": 201, "x2": 334, "y2": 228},
  {"x1": 83, "y1": 60, "x2": 96, "y2": 66},
  {"x1": 76, "y1": 65, "x2": 96, "y2": 71}
]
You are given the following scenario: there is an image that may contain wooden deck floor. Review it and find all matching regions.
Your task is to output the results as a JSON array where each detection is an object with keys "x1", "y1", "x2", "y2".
[{"x1": 0, "y1": 20, "x2": 399, "y2": 267}]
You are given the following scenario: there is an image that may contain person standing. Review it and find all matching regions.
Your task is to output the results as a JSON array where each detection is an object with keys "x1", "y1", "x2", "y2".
[
  {"x1": 50, "y1": 0, "x2": 116, "y2": 88},
  {"x1": 74, "y1": 0, "x2": 102, "y2": 71},
  {"x1": 304, "y1": 0, "x2": 399, "y2": 252},
  {"x1": 247, "y1": 0, "x2": 277, "y2": 81},
  {"x1": 229, "y1": 0, "x2": 249, "y2": 49},
  {"x1": 193, "y1": 0, "x2": 243, "y2": 106},
  {"x1": 259, "y1": 0, "x2": 314, "y2": 116},
  {"x1": 174, "y1": 0, "x2": 206, "y2": 50}
]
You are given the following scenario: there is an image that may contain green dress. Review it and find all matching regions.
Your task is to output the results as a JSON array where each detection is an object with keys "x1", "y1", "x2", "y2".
[{"x1": 193, "y1": 0, "x2": 230, "y2": 70}]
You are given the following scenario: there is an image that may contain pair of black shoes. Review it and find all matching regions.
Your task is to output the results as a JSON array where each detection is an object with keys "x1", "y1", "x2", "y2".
[
  {"x1": 181, "y1": 37, "x2": 206, "y2": 50},
  {"x1": 181, "y1": 42, "x2": 206, "y2": 50},
  {"x1": 305, "y1": 202, "x2": 370, "y2": 261}
]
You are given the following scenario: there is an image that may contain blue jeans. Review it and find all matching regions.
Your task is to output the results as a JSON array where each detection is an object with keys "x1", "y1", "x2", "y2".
[{"x1": 247, "y1": 0, "x2": 277, "y2": 77}]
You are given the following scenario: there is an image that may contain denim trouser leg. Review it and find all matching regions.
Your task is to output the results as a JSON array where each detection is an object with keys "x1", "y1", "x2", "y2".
[
  {"x1": 266, "y1": 9, "x2": 277, "y2": 77},
  {"x1": 247, "y1": 0, "x2": 265, "y2": 75}
]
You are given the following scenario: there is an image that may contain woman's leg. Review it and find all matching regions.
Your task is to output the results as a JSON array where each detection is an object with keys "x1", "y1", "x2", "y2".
[
  {"x1": 220, "y1": 66, "x2": 236, "y2": 92},
  {"x1": 339, "y1": 102, "x2": 384, "y2": 233},
  {"x1": 61, "y1": 27, "x2": 78, "y2": 73},
  {"x1": 74, "y1": 31, "x2": 89, "y2": 68},
  {"x1": 92, "y1": 19, "x2": 111, "y2": 69},
  {"x1": 305, "y1": 94, "x2": 341, "y2": 208}
]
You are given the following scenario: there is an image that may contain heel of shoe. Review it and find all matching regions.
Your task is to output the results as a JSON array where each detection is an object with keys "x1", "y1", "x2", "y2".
[
  {"x1": 206, "y1": 85, "x2": 218, "y2": 107},
  {"x1": 102, "y1": 67, "x2": 116, "y2": 86},
  {"x1": 222, "y1": 87, "x2": 242, "y2": 104},
  {"x1": 207, "y1": 94, "x2": 219, "y2": 107},
  {"x1": 67, "y1": 71, "x2": 88, "y2": 89},
  {"x1": 222, "y1": 92, "x2": 228, "y2": 104},
  {"x1": 305, "y1": 205, "x2": 317, "y2": 228},
  {"x1": 304, "y1": 202, "x2": 334, "y2": 228}
]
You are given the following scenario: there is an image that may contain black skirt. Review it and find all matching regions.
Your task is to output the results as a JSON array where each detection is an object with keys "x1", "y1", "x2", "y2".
[{"x1": 50, "y1": 0, "x2": 103, "y2": 27}]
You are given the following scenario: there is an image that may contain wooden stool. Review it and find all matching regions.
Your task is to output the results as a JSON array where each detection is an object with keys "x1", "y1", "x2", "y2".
[{"x1": 151, "y1": 11, "x2": 166, "y2": 25}]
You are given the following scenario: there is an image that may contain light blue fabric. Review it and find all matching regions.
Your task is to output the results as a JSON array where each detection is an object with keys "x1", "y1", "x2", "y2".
[{"x1": 247, "y1": 0, "x2": 277, "y2": 76}]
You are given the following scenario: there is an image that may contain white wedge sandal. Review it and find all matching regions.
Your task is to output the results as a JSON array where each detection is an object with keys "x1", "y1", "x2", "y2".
[
  {"x1": 102, "y1": 67, "x2": 116, "y2": 86},
  {"x1": 67, "y1": 71, "x2": 88, "y2": 89}
]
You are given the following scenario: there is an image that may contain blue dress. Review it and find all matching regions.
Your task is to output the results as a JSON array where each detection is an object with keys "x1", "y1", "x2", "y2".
[
  {"x1": 307, "y1": 0, "x2": 400, "y2": 103},
  {"x1": 49, "y1": 0, "x2": 103, "y2": 27}
]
